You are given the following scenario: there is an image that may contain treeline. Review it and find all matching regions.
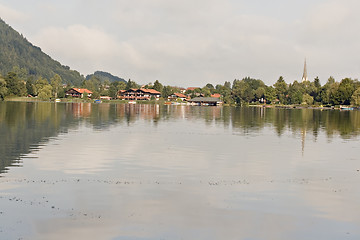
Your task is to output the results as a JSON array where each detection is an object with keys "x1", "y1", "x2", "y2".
[
  {"x1": 2, "y1": 66, "x2": 360, "y2": 107},
  {"x1": 0, "y1": 67, "x2": 129, "y2": 100},
  {"x1": 121, "y1": 76, "x2": 360, "y2": 107}
]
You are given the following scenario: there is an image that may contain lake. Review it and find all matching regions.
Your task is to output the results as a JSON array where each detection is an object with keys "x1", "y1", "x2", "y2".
[{"x1": 1, "y1": 102, "x2": 360, "y2": 240}]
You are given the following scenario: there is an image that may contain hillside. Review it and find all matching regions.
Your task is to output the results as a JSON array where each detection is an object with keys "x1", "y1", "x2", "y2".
[
  {"x1": 86, "y1": 71, "x2": 126, "y2": 83},
  {"x1": 0, "y1": 18, "x2": 83, "y2": 85}
]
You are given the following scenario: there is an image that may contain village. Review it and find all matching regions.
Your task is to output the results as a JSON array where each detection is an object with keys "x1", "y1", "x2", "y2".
[{"x1": 64, "y1": 87, "x2": 223, "y2": 106}]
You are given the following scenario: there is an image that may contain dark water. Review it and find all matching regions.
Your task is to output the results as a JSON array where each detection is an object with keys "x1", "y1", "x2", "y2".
[{"x1": 0, "y1": 102, "x2": 360, "y2": 240}]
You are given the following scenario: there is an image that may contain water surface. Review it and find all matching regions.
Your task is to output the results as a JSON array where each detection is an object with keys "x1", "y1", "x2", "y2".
[{"x1": 0, "y1": 102, "x2": 360, "y2": 240}]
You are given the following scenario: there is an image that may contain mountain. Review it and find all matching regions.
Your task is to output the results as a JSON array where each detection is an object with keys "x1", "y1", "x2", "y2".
[
  {"x1": 0, "y1": 18, "x2": 83, "y2": 86},
  {"x1": 86, "y1": 71, "x2": 126, "y2": 83}
]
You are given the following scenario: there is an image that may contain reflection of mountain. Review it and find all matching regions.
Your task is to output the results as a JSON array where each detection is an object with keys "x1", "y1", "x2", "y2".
[{"x1": 1, "y1": 102, "x2": 360, "y2": 175}]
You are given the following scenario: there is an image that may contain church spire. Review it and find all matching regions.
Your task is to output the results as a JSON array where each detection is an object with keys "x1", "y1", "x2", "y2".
[{"x1": 302, "y1": 59, "x2": 308, "y2": 82}]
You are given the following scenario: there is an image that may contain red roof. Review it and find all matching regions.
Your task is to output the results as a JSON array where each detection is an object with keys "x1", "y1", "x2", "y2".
[
  {"x1": 174, "y1": 93, "x2": 187, "y2": 98},
  {"x1": 140, "y1": 88, "x2": 161, "y2": 94},
  {"x1": 186, "y1": 87, "x2": 200, "y2": 91},
  {"x1": 211, "y1": 93, "x2": 221, "y2": 98},
  {"x1": 72, "y1": 88, "x2": 93, "y2": 94}
]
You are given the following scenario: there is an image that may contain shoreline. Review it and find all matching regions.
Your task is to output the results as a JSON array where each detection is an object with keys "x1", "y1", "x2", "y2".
[{"x1": 2, "y1": 97, "x2": 357, "y2": 111}]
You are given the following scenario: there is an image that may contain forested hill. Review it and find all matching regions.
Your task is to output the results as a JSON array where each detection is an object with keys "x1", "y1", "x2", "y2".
[
  {"x1": 86, "y1": 71, "x2": 126, "y2": 83},
  {"x1": 0, "y1": 18, "x2": 83, "y2": 85}
]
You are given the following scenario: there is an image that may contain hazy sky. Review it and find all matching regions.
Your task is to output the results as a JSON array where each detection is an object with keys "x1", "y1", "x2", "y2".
[{"x1": 1, "y1": 0, "x2": 359, "y2": 86}]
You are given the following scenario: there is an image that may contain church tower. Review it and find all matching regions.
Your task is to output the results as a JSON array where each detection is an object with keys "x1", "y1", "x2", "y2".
[{"x1": 302, "y1": 59, "x2": 308, "y2": 82}]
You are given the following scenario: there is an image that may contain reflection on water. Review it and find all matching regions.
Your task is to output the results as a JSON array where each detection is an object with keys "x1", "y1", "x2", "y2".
[
  {"x1": 1, "y1": 102, "x2": 360, "y2": 174},
  {"x1": 0, "y1": 102, "x2": 360, "y2": 240}
]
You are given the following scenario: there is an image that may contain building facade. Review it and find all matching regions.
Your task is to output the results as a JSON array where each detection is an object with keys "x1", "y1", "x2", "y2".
[
  {"x1": 117, "y1": 88, "x2": 161, "y2": 101},
  {"x1": 65, "y1": 88, "x2": 93, "y2": 98}
]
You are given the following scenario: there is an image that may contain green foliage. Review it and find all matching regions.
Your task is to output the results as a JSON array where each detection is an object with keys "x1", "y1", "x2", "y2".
[
  {"x1": 26, "y1": 77, "x2": 36, "y2": 96},
  {"x1": 335, "y1": 78, "x2": 355, "y2": 105},
  {"x1": 205, "y1": 83, "x2": 214, "y2": 90},
  {"x1": 83, "y1": 76, "x2": 101, "y2": 92},
  {"x1": 264, "y1": 86, "x2": 276, "y2": 103},
  {"x1": 91, "y1": 91, "x2": 100, "y2": 99},
  {"x1": 125, "y1": 79, "x2": 139, "y2": 90},
  {"x1": 351, "y1": 88, "x2": 360, "y2": 106},
  {"x1": 0, "y1": 75, "x2": 8, "y2": 100},
  {"x1": 38, "y1": 85, "x2": 52, "y2": 100},
  {"x1": 153, "y1": 80, "x2": 163, "y2": 92},
  {"x1": 232, "y1": 77, "x2": 265, "y2": 105},
  {"x1": 288, "y1": 81, "x2": 304, "y2": 104},
  {"x1": 0, "y1": 19, "x2": 83, "y2": 85},
  {"x1": 50, "y1": 74, "x2": 62, "y2": 98},
  {"x1": 162, "y1": 86, "x2": 175, "y2": 98},
  {"x1": 5, "y1": 72, "x2": 26, "y2": 96},
  {"x1": 273, "y1": 76, "x2": 288, "y2": 104},
  {"x1": 302, "y1": 94, "x2": 314, "y2": 105}
]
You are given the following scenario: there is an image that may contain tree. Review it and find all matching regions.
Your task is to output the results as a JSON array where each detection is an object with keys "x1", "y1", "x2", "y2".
[
  {"x1": 319, "y1": 77, "x2": 336, "y2": 105},
  {"x1": 26, "y1": 77, "x2": 36, "y2": 96},
  {"x1": 273, "y1": 76, "x2": 288, "y2": 104},
  {"x1": 232, "y1": 79, "x2": 254, "y2": 104},
  {"x1": 162, "y1": 86, "x2": 175, "y2": 98},
  {"x1": 5, "y1": 72, "x2": 27, "y2": 96},
  {"x1": 126, "y1": 79, "x2": 138, "y2": 90},
  {"x1": 0, "y1": 76, "x2": 8, "y2": 100},
  {"x1": 255, "y1": 87, "x2": 265, "y2": 100},
  {"x1": 205, "y1": 83, "x2": 215, "y2": 90},
  {"x1": 351, "y1": 88, "x2": 360, "y2": 106},
  {"x1": 50, "y1": 74, "x2": 62, "y2": 98},
  {"x1": 201, "y1": 86, "x2": 211, "y2": 97},
  {"x1": 38, "y1": 85, "x2": 52, "y2": 100},
  {"x1": 335, "y1": 78, "x2": 355, "y2": 105},
  {"x1": 264, "y1": 86, "x2": 276, "y2": 103},
  {"x1": 83, "y1": 76, "x2": 101, "y2": 92},
  {"x1": 153, "y1": 80, "x2": 163, "y2": 92},
  {"x1": 302, "y1": 93, "x2": 314, "y2": 105},
  {"x1": 288, "y1": 81, "x2": 304, "y2": 104},
  {"x1": 35, "y1": 76, "x2": 49, "y2": 96}
]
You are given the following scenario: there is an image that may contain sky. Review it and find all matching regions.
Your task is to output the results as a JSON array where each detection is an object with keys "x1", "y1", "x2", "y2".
[{"x1": 0, "y1": 0, "x2": 360, "y2": 87}]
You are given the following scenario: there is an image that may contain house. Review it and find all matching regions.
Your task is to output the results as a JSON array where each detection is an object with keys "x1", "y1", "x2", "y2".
[
  {"x1": 117, "y1": 88, "x2": 161, "y2": 101},
  {"x1": 168, "y1": 93, "x2": 188, "y2": 101},
  {"x1": 188, "y1": 97, "x2": 222, "y2": 106},
  {"x1": 65, "y1": 88, "x2": 93, "y2": 98}
]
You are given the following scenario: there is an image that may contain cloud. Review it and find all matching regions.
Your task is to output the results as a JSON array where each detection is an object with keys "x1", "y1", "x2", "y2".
[
  {"x1": 22, "y1": 0, "x2": 360, "y2": 85},
  {"x1": 32, "y1": 24, "x2": 123, "y2": 75},
  {"x1": 0, "y1": 3, "x2": 27, "y2": 22}
]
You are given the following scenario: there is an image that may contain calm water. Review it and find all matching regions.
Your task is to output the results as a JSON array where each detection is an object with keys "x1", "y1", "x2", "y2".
[{"x1": 1, "y1": 102, "x2": 360, "y2": 240}]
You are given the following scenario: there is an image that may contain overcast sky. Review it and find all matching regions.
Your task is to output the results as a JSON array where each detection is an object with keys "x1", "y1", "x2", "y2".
[{"x1": 1, "y1": 0, "x2": 359, "y2": 86}]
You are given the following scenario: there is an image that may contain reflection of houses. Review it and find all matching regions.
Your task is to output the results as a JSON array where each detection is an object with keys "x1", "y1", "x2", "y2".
[
  {"x1": 188, "y1": 97, "x2": 222, "y2": 106},
  {"x1": 117, "y1": 88, "x2": 161, "y2": 100},
  {"x1": 168, "y1": 93, "x2": 188, "y2": 101},
  {"x1": 65, "y1": 88, "x2": 93, "y2": 98},
  {"x1": 68, "y1": 103, "x2": 92, "y2": 117}
]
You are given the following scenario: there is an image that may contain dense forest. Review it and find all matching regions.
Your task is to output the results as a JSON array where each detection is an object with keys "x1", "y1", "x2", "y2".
[{"x1": 0, "y1": 18, "x2": 83, "y2": 86}]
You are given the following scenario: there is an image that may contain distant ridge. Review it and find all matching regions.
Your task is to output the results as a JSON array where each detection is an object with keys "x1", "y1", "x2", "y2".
[
  {"x1": 86, "y1": 71, "x2": 127, "y2": 83},
  {"x1": 0, "y1": 18, "x2": 83, "y2": 85}
]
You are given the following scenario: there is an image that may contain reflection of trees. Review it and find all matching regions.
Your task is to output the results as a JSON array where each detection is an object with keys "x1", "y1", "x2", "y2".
[
  {"x1": 2, "y1": 102, "x2": 360, "y2": 175},
  {"x1": 0, "y1": 102, "x2": 79, "y2": 175}
]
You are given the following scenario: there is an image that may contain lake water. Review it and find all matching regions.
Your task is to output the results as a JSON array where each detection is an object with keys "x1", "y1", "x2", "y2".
[{"x1": 1, "y1": 102, "x2": 360, "y2": 240}]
